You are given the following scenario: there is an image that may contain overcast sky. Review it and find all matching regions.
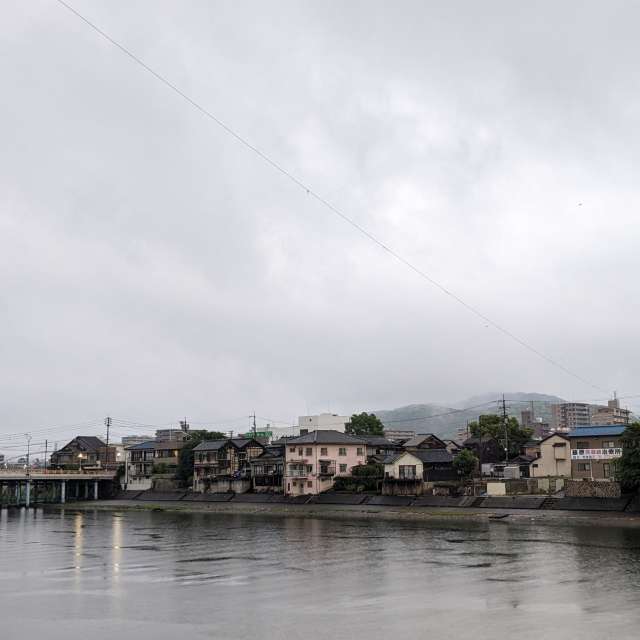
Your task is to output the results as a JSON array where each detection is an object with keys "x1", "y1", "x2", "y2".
[{"x1": 1, "y1": 1, "x2": 639, "y2": 444}]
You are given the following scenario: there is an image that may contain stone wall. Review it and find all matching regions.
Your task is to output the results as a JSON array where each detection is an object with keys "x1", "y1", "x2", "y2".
[{"x1": 565, "y1": 479, "x2": 621, "y2": 498}]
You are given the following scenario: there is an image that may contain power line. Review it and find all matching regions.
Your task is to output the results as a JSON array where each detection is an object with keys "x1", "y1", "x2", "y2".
[{"x1": 54, "y1": 0, "x2": 607, "y2": 394}]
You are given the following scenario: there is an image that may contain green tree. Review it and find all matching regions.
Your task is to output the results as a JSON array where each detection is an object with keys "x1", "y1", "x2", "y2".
[
  {"x1": 468, "y1": 414, "x2": 533, "y2": 459},
  {"x1": 346, "y1": 412, "x2": 385, "y2": 436},
  {"x1": 615, "y1": 422, "x2": 640, "y2": 491},
  {"x1": 453, "y1": 449, "x2": 478, "y2": 478},
  {"x1": 176, "y1": 429, "x2": 225, "y2": 488}
]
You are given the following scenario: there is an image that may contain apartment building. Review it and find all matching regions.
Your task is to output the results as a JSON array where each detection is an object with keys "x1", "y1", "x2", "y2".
[
  {"x1": 591, "y1": 397, "x2": 631, "y2": 426},
  {"x1": 568, "y1": 425, "x2": 625, "y2": 480},
  {"x1": 283, "y1": 430, "x2": 366, "y2": 495},
  {"x1": 551, "y1": 403, "x2": 593, "y2": 432}
]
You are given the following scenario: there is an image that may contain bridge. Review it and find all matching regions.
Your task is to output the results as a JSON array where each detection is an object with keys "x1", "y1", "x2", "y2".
[{"x1": 0, "y1": 469, "x2": 118, "y2": 507}]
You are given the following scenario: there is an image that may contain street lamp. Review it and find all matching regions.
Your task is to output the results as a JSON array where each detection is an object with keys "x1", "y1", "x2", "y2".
[{"x1": 78, "y1": 453, "x2": 84, "y2": 472}]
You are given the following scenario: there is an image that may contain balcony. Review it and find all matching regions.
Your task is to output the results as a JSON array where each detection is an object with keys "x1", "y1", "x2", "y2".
[
  {"x1": 318, "y1": 463, "x2": 336, "y2": 477},
  {"x1": 286, "y1": 467, "x2": 309, "y2": 478}
]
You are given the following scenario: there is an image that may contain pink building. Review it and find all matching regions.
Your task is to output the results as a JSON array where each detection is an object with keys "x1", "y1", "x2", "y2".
[{"x1": 283, "y1": 430, "x2": 367, "y2": 495}]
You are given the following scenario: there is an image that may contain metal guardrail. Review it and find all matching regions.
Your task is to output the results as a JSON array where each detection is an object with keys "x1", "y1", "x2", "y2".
[{"x1": 0, "y1": 469, "x2": 116, "y2": 477}]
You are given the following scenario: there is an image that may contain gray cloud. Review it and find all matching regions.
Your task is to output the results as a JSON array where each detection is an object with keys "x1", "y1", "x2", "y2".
[{"x1": 1, "y1": 0, "x2": 639, "y2": 442}]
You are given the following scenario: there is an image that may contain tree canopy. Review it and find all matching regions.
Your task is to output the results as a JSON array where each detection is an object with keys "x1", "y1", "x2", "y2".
[
  {"x1": 176, "y1": 429, "x2": 226, "y2": 487},
  {"x1": 468, "y1": 414, "x2": 533, "y2": 459},
  {"x1": 453, "y1": 449, "x2": 478, "y2": 478},
  {"x1": 615, "y1": 422, "x2": 640, "y2": 491},
  {"x1": 346, "y1": 412, "x2": 385, "y2": 436}
]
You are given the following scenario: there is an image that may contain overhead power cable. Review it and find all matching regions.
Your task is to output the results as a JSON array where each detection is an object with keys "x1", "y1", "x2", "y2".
[{"x1": 54, "y1": 0, "x2": 608, "y2": 394}]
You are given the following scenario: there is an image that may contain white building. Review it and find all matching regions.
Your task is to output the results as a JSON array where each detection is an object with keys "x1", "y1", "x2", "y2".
[{"x1": 297, "y1": 413, "x2": 350, "y2": 434}]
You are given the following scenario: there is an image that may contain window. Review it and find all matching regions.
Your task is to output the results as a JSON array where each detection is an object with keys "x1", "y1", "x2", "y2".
[
  {"x1": 603, "y1": 463, "x2": 611, "y2": 478},
  {"x1": 307, "y1": 481, "x2": 312, "y2": 488},
  {"x1": 602, "y1": 441, "x2": 615, "y2": 449},
  {"x1": 339, "y1": 464, "x2": 347, "y2": 473},
  {"x1": 307, "y1": 465, "x2": 313, "y2": 473},
  {"x1": 577, "y1": 463, "x2": 591, "y2": 472},
  {"x1": 399, "y1": 465, "x2": 417, "y2": 479},
  {"x1": 320, "y1": 447, "x2": 328, "y2": 456},
  {"x1": 357, "y1": 447, "x2": 364, "y2": 456},
  {"x1": 298, "y1": 448, "x2": 303, "y2": 456},
  {"x1": 305, "y1": 448, "x2": 313, "y2": 456},
  {"x1": 289, "y1": 447, "x2": 295, "y2": 453},
  {"x1": 338, "y1": 447, "x2": 347, "y2": 456},
  {"x1": 576, "y1": 441, "x2": 589, "y2": 450}
]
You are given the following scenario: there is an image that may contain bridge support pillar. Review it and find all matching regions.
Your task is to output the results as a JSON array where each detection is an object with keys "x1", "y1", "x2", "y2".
[
  {"x1": 94, "y1": 481, "x2": 98, "y2": 500},
  {"x1": 60, "y1": 480, "x2": 66, "y2": 504},
  {"x1": 25, "y1": 480, "x2": 31, "y2": 508}
]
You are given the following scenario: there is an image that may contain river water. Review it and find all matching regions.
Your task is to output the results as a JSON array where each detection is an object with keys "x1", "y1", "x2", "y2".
[{"x1": 2, "y1": 507, "x2": 640, "y2": 639}]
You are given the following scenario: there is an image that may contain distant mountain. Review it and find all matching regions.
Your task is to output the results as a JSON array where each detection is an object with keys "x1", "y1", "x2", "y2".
[{"x1": 376, "y1": 392, "x2": 566, "y2": 441}]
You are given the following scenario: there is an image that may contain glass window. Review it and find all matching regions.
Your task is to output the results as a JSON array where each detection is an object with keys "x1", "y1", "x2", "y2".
[
  {"x1": 305, "y1": 448, "x2": 313, "y2": 456},
  {"x1": 339, "y1": 464, "x2": 347, "y2": 473},
  {"x1": 399, "y1": 465, "x2": 417, "y2": 479},
  {"x1": 357, "y1": 447, "x2": 363, "y2": 456},
  {"x1": 576, "y1": 441, "x2": 589, "y2": 450},
  {"x1": 320, "y1": 447, "x2": 328, "y2": 456},
  {"x1": 338, "y1": 448, "x2": 347, "y2": 456},
  {"x1": 603, "y1": 463, "x2": 611, "y2": 478},
  {"x1": 577, "y1": 463, "x2": 591, "y2": 472},
  {"x1": 307, "y1": 481, "x2": 312, "y2": 488}
]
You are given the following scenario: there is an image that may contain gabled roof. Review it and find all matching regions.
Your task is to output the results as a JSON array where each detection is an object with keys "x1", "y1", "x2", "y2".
[
  {"x1": 285, "y1": 430, "x2": 366, "y2": 445},
  {"x1": 382, "y1": 451, "x2": 422, "y2": 465},
  {"x1": 192, "y1": 438, "x2": 264, "y2": 452},
  {"x1": 538, "y1": 432, "x2": 569, "y2": 444},
  {"x1": 125, "y1": 440, "x2": 156, "y2": 451},
  {"x1": 413, "y1": 449, "x2": 453, "y2": 464},
  {"x1": 59, "y1": 436, "x2": 106, "y2": 452},
  {"x1": 193, "y1": 439, "x2": 229, "y2": 452},
  {"x1": 568, "y1": 425, "x2": 627, "y2": 438},
  {"x1": 403, "y1": 433, "x2": 447, "y2": 448}
]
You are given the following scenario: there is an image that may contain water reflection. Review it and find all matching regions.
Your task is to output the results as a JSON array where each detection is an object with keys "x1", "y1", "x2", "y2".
[{"x1": 1, "y1": 507, "x2": 640, "y2": 639}]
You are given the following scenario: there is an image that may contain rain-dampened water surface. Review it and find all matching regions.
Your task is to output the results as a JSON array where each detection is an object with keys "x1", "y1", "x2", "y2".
[{"x1": 2, "y1": 507, "x2": 640, "y2": 639}]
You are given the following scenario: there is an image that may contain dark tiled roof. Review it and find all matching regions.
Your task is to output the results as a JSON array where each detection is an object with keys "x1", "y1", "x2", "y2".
[
  {"x1": 286, "y1": 430, "x2": 366, "y2": 445},
  {"x1": 413, "y1": 449, "x2": 453, "y2": 464},
  {"x1": 382, "y1": 451, "x2": 421, "y2": 465},
  {"x1": 60, "y1": 436, "x2": 106, "y2": 452},
  {"x1": 192, "y1": 438, "x2": 263, "y2": 452},
  {"x1": 193, "y1": 439, "x2": 229, "y2": 452},
  {"x1": 125, "y1": 440, "x2": 156, "y2": 451}
]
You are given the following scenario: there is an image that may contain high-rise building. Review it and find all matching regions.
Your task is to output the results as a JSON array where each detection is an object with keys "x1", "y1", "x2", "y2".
[
  {"x1": 551, "y1": 403, "x2": 592, "y2": 432},
  {"x1": 297, "y1": 414, "x2": 350, "y2": 434}
]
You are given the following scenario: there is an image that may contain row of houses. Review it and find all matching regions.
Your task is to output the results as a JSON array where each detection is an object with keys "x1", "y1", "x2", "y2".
[{"x1": 49, "y1": 421, "x2": 629, "y2": 496}]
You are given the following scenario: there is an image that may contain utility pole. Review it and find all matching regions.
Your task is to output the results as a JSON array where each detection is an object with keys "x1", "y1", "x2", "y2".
[
  {"x1": 26, "y1": 433, "x2": 32, "y2": 473},
  {"x1": 252, "y1": 412, "x2": 257, "y2": 437},
  {"x1": 501, "y1": 394, "x2": 509, "y2": 464},
  {"x1": 104, "y1": 416, "x2": 112, "y2": 469},
  {"x1": 44, "y1": 440, "x2": 48, "y2": 474}
]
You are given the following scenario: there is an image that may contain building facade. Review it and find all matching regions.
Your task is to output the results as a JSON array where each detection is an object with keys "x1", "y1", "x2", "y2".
[
  {"x1": 124, "y1": 440, "x2": 155, "y2": 490},
  {"x1": 590, "y1": 397, "x2": 631, "y2": 426},
  {"x1": 283, "y1": 430, "x2": 366, "y2": 495},
  {"x1": 528, "y1": 433, "x2": 571, "y2": 477},
  {"x1": 568, "y1": 425, "x2": 625, "y2": 481},
  {"x1": 192, "y1": 438, "x2": 265, "y2": 492},
  {"x1": 551, "y1": 403, "x2": 592, "y2": 433}
]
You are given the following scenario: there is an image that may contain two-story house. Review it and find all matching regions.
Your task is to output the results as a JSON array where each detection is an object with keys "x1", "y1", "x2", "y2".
[
  {"x1": 283, "y1": 430, "x2": 366, "y2": 496},
  {"x1": 529, "y1": 433, "x2": 570, "y2": 478},
  {"x1": 124, "y1": 440, "x2": 155, "y2": 490},
  {"x1": 250, "y1": 443, "x2": 286, "y2": 493},
  {"x1": 192, "y1": 438, "x2": 265, "y2": 492},
  {"x1": 568, "y1": 425, "x2": 625, "y2": 480},
  {"x1": 50, "y1": 436, "x2": 117, "y2": 469}
]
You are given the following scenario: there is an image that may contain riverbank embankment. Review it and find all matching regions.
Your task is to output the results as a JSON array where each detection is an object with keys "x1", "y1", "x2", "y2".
[{"x1": 46, "y1": 497, "x2": 640, "y2": 529}]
